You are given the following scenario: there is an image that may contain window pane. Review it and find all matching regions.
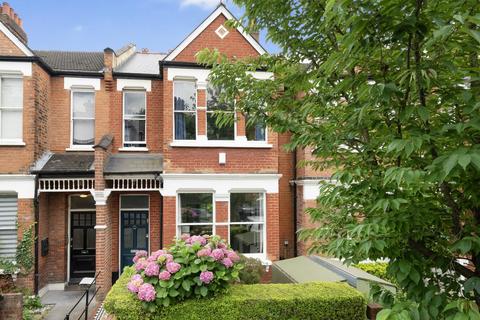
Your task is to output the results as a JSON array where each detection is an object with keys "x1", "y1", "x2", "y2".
[
  {"x1": 180, "y1": 225, "x2": 212, "y2": 236},
  {"x1": 72, "y1": 92, "x2": 95, "y2": 118},
  {"x1": 207, "y1": 113, "x2": 234, "y2": 140},
  {"x1": 120, "y1": 196, "x2": 149, "y2": 209},
  {"x1": 207, "y1": 85, "x2": 233, "y2": 111},
  {"x1": 86, "y1": 228, "x2": 95, "y2": 249},
  {"x1": 246, "y1": 118, "x2": 266, "y2": 141},
  {"x1": 124, "y1": 119, "x2": 145, "y2": 142},
  {"x1": 72, "y1": 229, "x2": 84, "y2": 250},
  {"x1": 136, "y1": 227, "x2": 147, "y2": 248},
  {"x1": 179, "y1": 193, "x2": 213, "y2": 223},
  {"x1": 174, "y1": 113, "x2": 196, "y2": 140},
  {"x1": 73, "y1": 119, "x2": 94, "y2": 145},
  {"x1": 1, "y1": 110, "x2": 22, "y2": 139},
  {"x1": 174, "y1": 81, "x2": 196, "y2": 111},
  {"x1": 123, "y1": 228, "x2": 133, "y2": 249},
  {"x1": 2, "y1": 78, "x2": 23, "y2": 108},
  {"x1": 70, "y1": 195, "x2": 95, "y2": 209},
  {"x1": 124, "y1": 91, "x2": 146, "y2": 115},
  {"x1": 230, "y1": 193, "x2": 264, "y2": 223},
  {"x1": 230, "y1": 224, "x2": 263, "y2": 254}
]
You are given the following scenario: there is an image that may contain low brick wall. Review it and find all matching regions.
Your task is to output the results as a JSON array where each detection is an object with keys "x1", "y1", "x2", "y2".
[{"x1": 0, "y1": 292, "x2": 23, "y2": 320}]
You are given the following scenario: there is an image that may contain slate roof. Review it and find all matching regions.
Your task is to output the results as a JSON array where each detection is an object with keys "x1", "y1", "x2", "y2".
[
  {"x1": 104, "y1": 154, "x2": 163, "y2": 174},
  {"x1": 34, "y1": 50, "x2": 104, "y2": 73},
  {"x1": 114, "y1": 52, "x2": 166, "y2": 75},
  {"x1": 35, "y1": 153, "x2": 95, "y2": 174}
]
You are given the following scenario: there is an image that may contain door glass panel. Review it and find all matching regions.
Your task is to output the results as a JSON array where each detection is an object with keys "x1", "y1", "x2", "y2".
[
  {"x1": 72, "y1": 229, "x2": 84, "y2": 250},
  {"x1": 70, "y1": 196, "x2": 95, "y2": 209},
  {"x1": 136, "y1": 228, "x2": 146, "y2": 249},
  {"x1": 86, "y1": 228, "x2": 95, "y2": 249},
  {"x1": 123, "y1": 228, "x2": 133, "y2": 249},
  {"x1": 120, "y1": 196, "x2": 149, "y2": 209}
]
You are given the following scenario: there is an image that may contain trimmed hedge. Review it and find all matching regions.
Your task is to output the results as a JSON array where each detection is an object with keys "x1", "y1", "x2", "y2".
[{"x1": 104, "y1": 267, "x2": 367, "y2": 320}]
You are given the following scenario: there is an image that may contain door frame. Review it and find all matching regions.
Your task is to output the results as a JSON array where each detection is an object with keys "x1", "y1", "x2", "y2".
[
  {"x1": 118, "y1": 194, "x2": 150, "y2": 273},
  {"x1": 67, "y1": 194, "x2": 96, "y2": 283}
]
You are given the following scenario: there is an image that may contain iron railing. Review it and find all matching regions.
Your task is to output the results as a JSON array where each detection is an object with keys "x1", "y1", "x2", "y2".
[{"x1": 64, "y1": 272, "x2": 101, "y2": 320}]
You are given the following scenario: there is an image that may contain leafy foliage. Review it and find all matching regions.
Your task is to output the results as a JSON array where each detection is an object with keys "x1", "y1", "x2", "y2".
[
  {"x1": 353, "y1": 262, "x2": 392, "y2": 283},
  {"x1": 0, "y1": 223, "x2": 35, "y2": 275},
  {"x1": 238, "y1": 255, "x2": 264, "y2": 284},
  {"x1": 126, "y1": 235, "x2": 242, "y2": 312},
  {"x1": 198, "y1": 0, "x2": 480, "y2": 318},
  {"x1": 104, "y1": 266, "x2": 366, "y2": 320}
]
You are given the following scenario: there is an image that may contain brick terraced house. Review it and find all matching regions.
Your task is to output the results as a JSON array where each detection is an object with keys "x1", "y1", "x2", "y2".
[{"x1": 0, "y1": 2, "x2": 329, "y2": 299}]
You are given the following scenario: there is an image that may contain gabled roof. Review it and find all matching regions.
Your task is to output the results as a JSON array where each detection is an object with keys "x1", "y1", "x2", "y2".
[
  {"x1": 0, "y1": 20, "x2": 33, "y2": 56},
  {"x1": 164, "y1": 3, "x2": 266, "y2": 61},
  {"x1": 34, "y1": 50, "x2": 104, "y2": 73}
]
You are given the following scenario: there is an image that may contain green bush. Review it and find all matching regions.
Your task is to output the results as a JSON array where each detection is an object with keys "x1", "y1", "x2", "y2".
[
  {"x1": 105, "y1": 267, "x2": 367, "y2": 320},
  {"x1": 353, "y1": 262, "x2": 393, "y2": 283},
  {"x1": 237, "y1": 255, "x2": 264, "y2": 284}
]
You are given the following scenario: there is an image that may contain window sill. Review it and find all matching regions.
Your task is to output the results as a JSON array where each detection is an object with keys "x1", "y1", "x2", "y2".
[
  {"x1": 0, "y1": 140, "x2": 26, "y2": 146},
  {"x1": 66, "y1": 146, "x2": 94, "y2": 152},
  {"x1": 170, "y1": 140, "x2": 272, "y2": 149},
  {"x1": 118, "y1": 147, "x2": 149, "y2": 152}
]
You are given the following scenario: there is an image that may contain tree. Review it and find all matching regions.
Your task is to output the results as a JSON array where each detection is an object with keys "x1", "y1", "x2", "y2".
[{"x1": 198, "y1": 0, "x2": 480, "y2": 318}]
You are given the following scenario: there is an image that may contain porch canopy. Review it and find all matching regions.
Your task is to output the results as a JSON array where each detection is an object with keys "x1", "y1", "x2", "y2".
[{"x1": 33, "y1": 153, "x2": 163, "y2": 193}]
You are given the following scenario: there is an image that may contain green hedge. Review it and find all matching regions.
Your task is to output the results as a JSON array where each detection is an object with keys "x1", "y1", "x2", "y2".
[{"x1": 104, "y1": 267, "x2": 366, "y2": 320}]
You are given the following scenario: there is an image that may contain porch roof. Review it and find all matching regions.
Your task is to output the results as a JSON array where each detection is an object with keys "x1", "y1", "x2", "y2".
[
  {"x1": 103, "y1": 153, "x2": 163, "y2": 175},
  {"x1": 33, "y1": 153, "x2": 95, "y2": 175}
]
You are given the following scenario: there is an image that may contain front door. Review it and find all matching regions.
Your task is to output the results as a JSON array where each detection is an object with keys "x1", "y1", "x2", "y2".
[
  {"x1": 120, "y1": 211, "x2": 149, "y2": 271},
  {"x1": 70, "y1": 211, "x2": 96, "y2": 281}
]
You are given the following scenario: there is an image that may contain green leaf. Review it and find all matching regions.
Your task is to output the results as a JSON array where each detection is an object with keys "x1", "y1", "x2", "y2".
[
  {"x1": 169, "y1": 288, "x2": 179, "y2": 297},
  {"x1": 464, "y1": 277, "x2": 480, "y2": 295},
  {"x1": 377, "y1": 309, "x2": 392, "y2": 320},
  {"x1": 418, "y1": 107, "x2": 429, "y2": 122},
  {"x1": 467, "y1": 29, "x2": 480, "y2": 44},
  {"x1": 409, "y1": 269, "x2": 421, "y2": 284},
  {"x1": 443, "y1": 154, "x2": 459, "y2": 175},
  {"x1": 399, "y1": 260, "x2": 411, "y2": 274},
  {"x1": 181, "y1": 280, "x2": 191, "y2": 292},
  {"x1": 458, "y1": 154, "x2": 471, "y2": 170},
  {"x1": 200, "y1": 286, "x2": 208, "y2": 297}
]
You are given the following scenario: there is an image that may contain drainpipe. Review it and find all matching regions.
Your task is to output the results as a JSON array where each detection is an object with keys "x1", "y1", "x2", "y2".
[
  {"x1": 33, "y1": 175, "x2": 39, "y2": 294},
  {"x1": 293, "y1": 147, "x2": 298, "y2": 257}
]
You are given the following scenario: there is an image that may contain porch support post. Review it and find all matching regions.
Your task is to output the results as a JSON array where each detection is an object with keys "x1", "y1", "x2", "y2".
[{"x1": 93, "y1": 134, "x2": 113, "y2": 300}]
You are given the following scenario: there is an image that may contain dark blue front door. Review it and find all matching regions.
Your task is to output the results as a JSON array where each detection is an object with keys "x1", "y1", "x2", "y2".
[{"x1": 120, "y1": 211, "x2": 148, "y2": 271}]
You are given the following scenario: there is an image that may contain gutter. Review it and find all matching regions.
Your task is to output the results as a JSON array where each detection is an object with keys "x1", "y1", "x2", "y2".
[
  {"x1": 293, "y1": 147, "x2": 298, "y2": 257},
  {"x1": 33, "y1": 175, "x2": 39, "y2": 294}
]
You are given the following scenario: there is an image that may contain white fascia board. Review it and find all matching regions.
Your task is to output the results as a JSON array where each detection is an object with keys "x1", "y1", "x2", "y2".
[
  {"x1": 295, "y1": 178, "x2": 337, "y2": 200},
  {"x1": 0, "y1": 174, "x2": 36, "y2": 199},
  {"x1": 164, "y1": 6, "x2": 266, "y2": 61},
  {"x1": 167, "y1": 67, "x2": 272, "y2": 83},
  {"x1": 116, "y1": 78, "x2": 152, "y2": 92},
  {"x1": 0, "y1": 61, "x2": 32, "y2": 76},
  {"x1": 64, "y1": 77, "x2": 101, "y2": 90},
  {"x1": 161, "y1": 173, "x2": 281, "y2": 197},
  {"x1": 0, "y1": 21, "x2": 33, "y2": 56}
]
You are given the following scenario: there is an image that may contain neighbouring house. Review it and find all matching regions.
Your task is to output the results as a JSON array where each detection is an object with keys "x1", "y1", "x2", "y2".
[{"x1": 0, "y1": 2, "x2": 330, "y2": 300}]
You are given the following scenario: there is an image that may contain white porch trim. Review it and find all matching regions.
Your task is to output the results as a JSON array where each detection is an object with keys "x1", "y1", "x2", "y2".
[{"x1": 0, "y1": 174, "x2": 35, "y2": 199}]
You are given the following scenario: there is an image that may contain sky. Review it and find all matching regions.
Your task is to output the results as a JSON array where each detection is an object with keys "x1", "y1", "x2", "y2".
[{"x1": 9, "y1": 0, "x2": 278, "y2": 54}]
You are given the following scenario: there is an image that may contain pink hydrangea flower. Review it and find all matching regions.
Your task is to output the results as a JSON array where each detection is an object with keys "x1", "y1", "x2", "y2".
[
  {"x1": 157, "y1": 253, "x2": 174, "y2": 264},
  {"x1": 137, "y1": 283, "x2": 156, "y2": 302},
  {"x1": 166, "y1": 261, "x2": 181, "y2": 274},
  {"x1": 226, "y1": 250, "x2": 240, "y2": 262},
  {"x1": 133, "y1": 250, "x2": 148, "y2": 263},
  {"x1": 199, "y1": 271, "x2": 214, "y2": 284},
  {"x1": 181, "y1": 233, "x2": 190, "y2": 241},
  {"x1": 187, "y1": 235, "x2": 207, "y2": 246},
  {"x1": 217, "y1": 242, "x2": 227, "y2": 249},
  {"x1": 126, "y1": 274, "x2": 143, "y2": 293},
  {"x1": 159, "y1": 270, "x2": 171, "y2": 281},
  {"x1": 147, "y1": 250, "x2": 166, "y2": 262},
  {"x1": 135, "y1": 258, "x2": 147, "y2": 271},
  {"x1": 144, "y1": 261, "x2": 160, "y2": 276},
  {"x1": 210, "y1": 248, "x2": 224, "y2": 261},
  {"x1": 222, "y1": 257, "x2": 233, "y2": 268},
  {"x1": 197, "y1": 247, "x2": 212, "y2": 257}
]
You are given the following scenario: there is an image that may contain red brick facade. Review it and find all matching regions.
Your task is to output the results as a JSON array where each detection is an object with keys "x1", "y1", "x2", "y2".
[{"x1": 0, "y1": 3, "x2": 327, "y2": 297}]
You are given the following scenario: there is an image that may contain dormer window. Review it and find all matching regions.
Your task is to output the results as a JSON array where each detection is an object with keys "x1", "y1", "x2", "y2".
[{"x1": 0, "y1": 76, "x2": 23, "y2": 143}]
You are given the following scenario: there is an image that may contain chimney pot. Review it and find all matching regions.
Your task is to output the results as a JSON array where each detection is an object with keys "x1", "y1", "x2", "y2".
[
  {"x1": 17, "y1": 17, "x2": 21, "y2": 27},
  {"x1": 1, "y1": 2, "x2": 10, "y2": 15}
]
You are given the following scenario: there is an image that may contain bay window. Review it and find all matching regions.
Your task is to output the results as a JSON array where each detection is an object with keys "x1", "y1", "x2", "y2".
[
  {"x1": 71, "y1": 90, "x2": 95, "y2": 146},
  {"x1": 178, "y1": 193, "x2": 213, "y2": 236},
  {"x1": 207, "y1": 85, "x2": 234, "y2": 140},
  {"x1": 123, "y1": 90, "x2": 146, "y2": 148},
  {"x1": 0, "y1": 77, "x2": 23, "y2": 143},
  {"x1": 229, "y1": 193, "x2": 265, "y2": 255},
  {"x1": 174, "y1": 80, "x2": 196, "y2": 140}
]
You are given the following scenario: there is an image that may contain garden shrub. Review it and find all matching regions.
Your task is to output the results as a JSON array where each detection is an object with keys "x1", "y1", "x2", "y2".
[
  {"x1": 237, "y1": 255, "x2": 264, "y2": 284},
  {"x1": 353, "y1": 262, "x2": 394, "y2": 283},
  {"x1": 104, "y1": 267, "x2": 367, "y2": 320},
  {"x1": 126, "y1": 235, "x2": 242, "y2": 311}
]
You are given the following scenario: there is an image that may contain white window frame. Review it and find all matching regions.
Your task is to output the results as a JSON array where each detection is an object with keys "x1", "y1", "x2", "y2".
[
  {"x1": 118, "y1": 194, "x2": 151, "y2": 273},
  {"x1": 206, "y1": 84, "x2": 236, "y2": 141},
  {"x1": 173, "y1": 79, "x2": 197, "y2": 141},
  {"x1": 228, "y1": 192, "x2": 266, "y2": 259},
  {"x1": 176, "y1": 192, "x2": 215, "y2": 237},
  {"x1": 0, "y1": 75, "x2": 23, "y2": 145},
  {"x1": 122, "y1": 90, "x2": 147, "y2": 149},
  {"x1": 70, "y1": 88, "x2": 95, "y2": 150}
]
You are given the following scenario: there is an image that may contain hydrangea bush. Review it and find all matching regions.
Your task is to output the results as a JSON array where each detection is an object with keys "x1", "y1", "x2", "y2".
[{"x1": 126, "y1": 235, "x2": 242, "y2": 311}]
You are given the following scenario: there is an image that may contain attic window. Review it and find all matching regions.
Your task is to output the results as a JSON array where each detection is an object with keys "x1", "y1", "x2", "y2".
[{"x1": 215, "y1": 25, "x2": 229, "y2": 39}]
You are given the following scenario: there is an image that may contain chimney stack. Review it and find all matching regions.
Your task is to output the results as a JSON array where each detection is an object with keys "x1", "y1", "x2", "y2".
[{"x1": 0, "y1": 2, "x2": 27, "y2": 44}]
